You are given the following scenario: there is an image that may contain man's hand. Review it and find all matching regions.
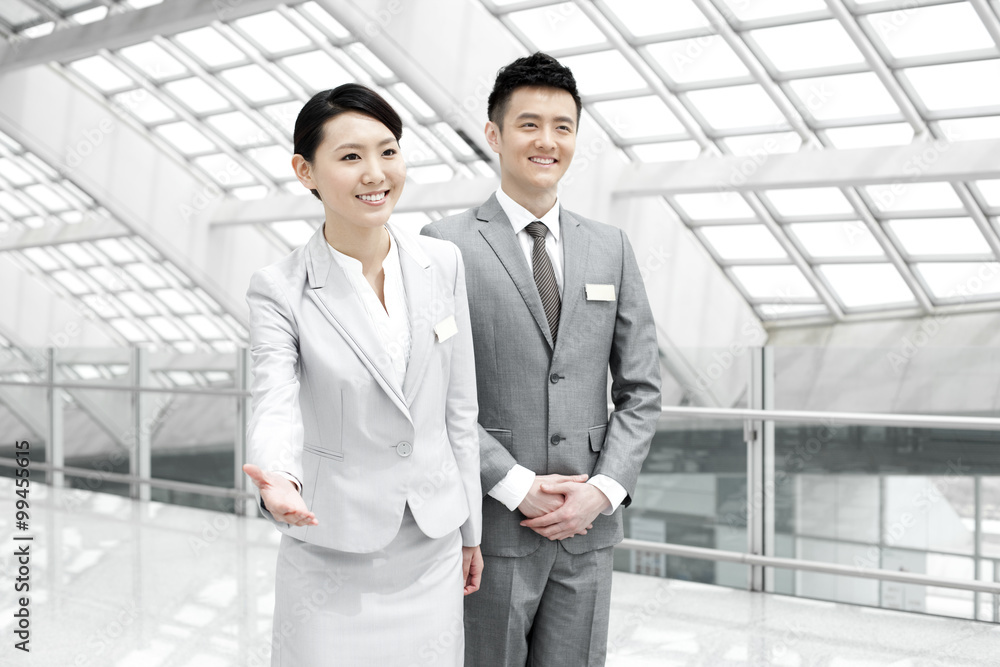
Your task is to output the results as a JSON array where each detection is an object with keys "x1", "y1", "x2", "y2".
[
  {"x1": 518, "y1": 473, "x2": 589, "y2": 518},
  {"x1": 519, "y1": 481, "x2": 609, "y2": 541},
  {"x1": 243, "y1": 463, "x2": 318, "y2": 527},
  {"x1": 462, "y1": 545, "x2": 483, "y2": 596}
]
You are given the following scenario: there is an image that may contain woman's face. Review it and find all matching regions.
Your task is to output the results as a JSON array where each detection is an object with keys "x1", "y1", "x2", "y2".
[{"x1": 293, "y1": 111, "x2": 405, "y2": 231}]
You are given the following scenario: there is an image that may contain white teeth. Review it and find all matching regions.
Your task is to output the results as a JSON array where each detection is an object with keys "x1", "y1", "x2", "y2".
[
  {"x1": 531, "y1": 158, "x2": 555, "y2": 164},
  {"x1": 358, "y1": 191, "x2": 386, "y2": 202}
]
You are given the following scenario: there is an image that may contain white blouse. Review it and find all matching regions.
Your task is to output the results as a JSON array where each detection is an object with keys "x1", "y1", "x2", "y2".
[{"x1": 326, "y1": 229, "x2": 411, "y2": 388}]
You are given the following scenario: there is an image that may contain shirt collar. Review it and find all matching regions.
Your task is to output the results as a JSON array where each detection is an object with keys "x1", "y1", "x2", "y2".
[
  {"x1": 496, "y1": 187, "x2": 561, "y2": 241},
  {"x1": 326, "y1": 227, "x2": 401, "y2": 275}
]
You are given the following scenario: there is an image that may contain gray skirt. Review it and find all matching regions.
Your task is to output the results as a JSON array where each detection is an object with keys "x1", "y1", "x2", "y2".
[{"x1": 270, "y1": 506, "x2": 464, "y2": 666}]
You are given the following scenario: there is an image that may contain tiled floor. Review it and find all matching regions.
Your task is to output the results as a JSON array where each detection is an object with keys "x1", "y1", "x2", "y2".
[{"x1": 0, "y1": 477, "x2": 997, "y2": 666}]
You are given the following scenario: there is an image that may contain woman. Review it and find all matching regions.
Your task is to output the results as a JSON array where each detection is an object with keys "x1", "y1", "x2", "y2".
[{"x1": 242, "y1": 83, "x2": 482, "y2": 666}]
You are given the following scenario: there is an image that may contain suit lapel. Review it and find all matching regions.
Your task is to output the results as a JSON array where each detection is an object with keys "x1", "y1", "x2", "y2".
[
  {"x1": 477, "y1": 195, "x2": 554, "y2": 349},
  {"x1": 394, "y1": 225, "x2": 435, "y2": 406},
  {"x1": 304, "y1": 226, "x2": 410, "y2": 417},
  {"x1": 555, "y1": 209, "x2": 589, "y2": 352}
]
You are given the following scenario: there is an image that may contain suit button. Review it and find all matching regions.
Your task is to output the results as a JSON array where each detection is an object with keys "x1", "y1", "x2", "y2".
[
  {"x1": 550, "y1": 434, "x2": 562, "y2": 446},
  {"x1": 549, "y1": 373, "x2": 562, "y2": 384},
  {"x1": 396, "y1": 441, "x2": 412, "y2": 457}
]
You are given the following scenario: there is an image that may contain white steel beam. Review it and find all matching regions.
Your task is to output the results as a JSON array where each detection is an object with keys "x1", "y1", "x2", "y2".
[{"x1": 614, "y1": 138, "x2": 1000, "y2": 196}]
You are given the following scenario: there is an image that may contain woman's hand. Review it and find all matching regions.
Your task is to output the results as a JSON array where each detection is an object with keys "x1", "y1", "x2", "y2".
[
  {"x1": 243, "y1": 463, "x2": 318, "y2": 527},
  {"x1": 462, "y1": 545, "x2": 483, "y2": 596}
]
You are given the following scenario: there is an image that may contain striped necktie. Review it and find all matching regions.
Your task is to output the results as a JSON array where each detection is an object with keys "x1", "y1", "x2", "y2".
[{"x1": 525, "y1": 221, "x2": 561, "y2": 342}]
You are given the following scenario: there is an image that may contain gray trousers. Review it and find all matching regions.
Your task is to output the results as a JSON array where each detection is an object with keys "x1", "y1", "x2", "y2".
[{"x1": 465, "y1": 540, "x2": 614, "y2": 667}]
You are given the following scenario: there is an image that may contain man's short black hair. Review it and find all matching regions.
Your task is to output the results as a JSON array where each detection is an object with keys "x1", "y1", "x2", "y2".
[{"x1": 487, "y1": 52, "x2": 582, "y2": 129}]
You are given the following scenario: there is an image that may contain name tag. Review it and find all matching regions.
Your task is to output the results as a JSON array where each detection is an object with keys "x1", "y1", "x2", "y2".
[
  {"x1": 585, "y1": 284, "x2": 616, "y2": 301},
  {"x1": 434, "y1": 315, "x2": 458, "y2": 342}
]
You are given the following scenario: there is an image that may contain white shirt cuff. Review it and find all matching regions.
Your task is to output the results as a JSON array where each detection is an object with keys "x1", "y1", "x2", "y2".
[
  {"x1": 588, "y1": 475, "x2": 626, "y2": 515},
  {"x1": 487, "y1": 464, "x2": 535, "y2": 511},
  {"x1": 273, "y1": 471, "x2": 301, "y2": 493}
]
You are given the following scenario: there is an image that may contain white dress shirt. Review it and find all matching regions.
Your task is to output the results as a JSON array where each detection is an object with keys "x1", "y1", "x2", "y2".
[{"x1": 487, "y1": 188, "x2": 627, "y2": 516}]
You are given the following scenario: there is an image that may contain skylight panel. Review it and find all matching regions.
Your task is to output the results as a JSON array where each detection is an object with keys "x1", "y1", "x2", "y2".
[
  {"x1": 788, "y1": 221, "x2": 884, "y2": 258},
  {"x1": 110, "y1": 319, "x2": 148, "y2": 343},
  {"x1": 818, "y1": 264, "x2": 914, "y2": 307},
  {"x1": 723, "y1": 132, "x2": 801, "y2": 157},
  {"x1": 163, "y1": 78, "x2": 231, "y2": 114},
  {"x1": 905, "y1": 61, "x2": 1000, "y2": 112},
  {"x1": 823, "y1": 123, "x2": 913, "y2": 149},
  {"x1": 185, "y1": 315, "x2": 224, "y2": 339},
  {"x1": 193, "y1": 155, "x2": 256, "y2": 187},
  {"x1": 88, "y1": 266, "x2": 126, "y2": 290},
  {"x1": 750, "y1": 19, "x2": 863, "y2": 72},
  {"x1": 629, "y1": 141, "x2": 702, "y2": 162},
  {"x1": 976, "y1": 180, "x2": 1000, "y2": 208},
  {"x1": 887, "y1": 218, "x2": 992, "y2": 256},
  {"x1": 173, "y1": 27, "x2": 246, "y2": 68},
  {"x1": 758, "y1": 304, "x2": 827, "y2": 317},
  {"x1": 592, "y1": 96, "x2": 685, "y2": 139},
  {"x1": 261, "y1": 102, "x2": 300, "y2": 136},
  {"x1": 788, "y1": 73, "x2": 898, "y2": 121},
  {"x1": 431, "y1": 123, "x2": 476, "y2": 159},
  {"x1": 730, "y1": 265, "x2": 818, "y2": 299},
  {"x1": 22, "y1": 22, "x2": 54, "y2": 38},
  {"x1": 604, "y1": 0, "x2": 709, "y2": 37},
  {"x1": 645, "y1": 36, "x2": 749, "y2": 84},
  {"x1": 391, "y1": 83, "x2": 436, "y2": 119},
  {"x1": 154, "y1": 122, "x2": 216, "y2": 155},
  {"x1": 917, "y1": 262, "x2": 1000, "y2": 300},
  {"x1": 125, "y1": 263, "x2": 166, "y2": 289},
  {"x1": 507, "y1": 3, "x2": 607, "y2": 51},
  {"x1": 112, "y1": 90, "x2": 176, "y2": 124},
  {"x1": 71, "y1": 6, "x2": 107, "y2": 24},
  {"x1": 83, "y1": 294, "x2": 118, "y2": 319},
  {"x1": 156, "y1": 289, "x2": 197, "y2": 314},
  {"x1": 0, "y1": 158, "x2": 33, "y2": 186},
  {"x1": 865, "y1": 3, "x2": 994, "y2": 60},
  {"x1": 674, "y1": 192, "x2": 757, "y2": 220},
  {"x1": 94, "y1": 238, "x2": 136, "y2": 263},
  {"x1": 220, "y1": 65, "x2": 291, "y2": 104},
  {"x1": 127, "y1": 0, "x2": 163, "y2": 8},
  {"x1": 865, "y1": 182, "x2": 963, "y2": 213},
  {"x1": 20, "y1": 247, "x2": 60, "y2": 271},
  {"x1": 205, "y1": 112, "x2": 268, "y2": 147},
  {"x1": 68, "y1": 56, "x2": 133, "y2": 92},
  {"x1": 1, "y1": 190, "x2": 32, "y2": 217},
  {"x1": 937, "y1": 116, "x2": 1000, "y2": 141},
  {"x1": 699, "y1": 225, "x2": 787, "y2": 260},
  {"x1": 296, "y1": 2, "x2": 351, "y2": 40},
  {"x1": 146, "y1": 316, "x2": 186, "y2": 341},
  {"x1": 234, "y1": 12, "x2": 312, "y2": 54},
  {"x1": 232, "y1": 185, "x2": 269, "y2": 200},
  {"x1": 558, "y1": 51, "x2": 646, "y2": 95},
  {"x1": 118, "y1": 42, "x2": 188, "y2": 80},
  {"x1": 718, "y1": 0, "x2": 827, "y2": 21},
  {"x1": 346, "y1": 43, "x2": 394, "y2": 80},
  {"x1": 407, "y1": 164, "x2": 456, "y2": 184},
  {"x1": 118, "y1": 291, "x2": 156, "y2": 316},
  {"x1": 58, "y1": 243, "x2": 98, "y2": 267},
  {"x1": 52, "y1": 270, "x2": 91, "y2": 295},
  {"x1": 685, "y1": 84, "x2": 783, "y2": 130},
  {"x1": 764, "y1": 188, "x2": 854, "y2": 218},
  {"x1": 24, "y1": 184, "x2": 69, "y2": 212},
  {"x1": 280, "y1": 51, "x2": 352, "y2": 92},
  {"x1": 247, "y1": 146, "x2": 292, "y2": 180}
]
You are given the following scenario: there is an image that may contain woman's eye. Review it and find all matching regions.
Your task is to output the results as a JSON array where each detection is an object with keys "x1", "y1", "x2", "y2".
[
  {"x1": 342, "y1": 153, "x2": 360, "y2": 161},
  {"x1": 382, "y1": 148, "x2": 397, "y2": 157}
]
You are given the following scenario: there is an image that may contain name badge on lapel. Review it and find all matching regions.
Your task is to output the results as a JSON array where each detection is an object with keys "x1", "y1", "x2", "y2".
[
  {"x1": 586, "y1": 284, "x2": 616, "y2": 301},
  {"x1": 434, "y1": 315, "x2": 458, "y2": 342}
]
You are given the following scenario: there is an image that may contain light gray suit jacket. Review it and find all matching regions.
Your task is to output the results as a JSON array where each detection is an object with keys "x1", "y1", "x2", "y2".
[
  {"x1": 245, "y1": 224, "x2": 481, "y2": 553},
  {"x1": 422, "y1": 195, "x2": 660, "y2": 557}
]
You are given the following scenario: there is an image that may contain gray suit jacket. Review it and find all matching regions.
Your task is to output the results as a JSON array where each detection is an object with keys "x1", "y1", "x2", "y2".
[
  {"x1": 423, "y1": 195, "x2": 660, "y2": 557},
  {"x1": 246, "y1": 224, "x2": 481, "y2": 553}
]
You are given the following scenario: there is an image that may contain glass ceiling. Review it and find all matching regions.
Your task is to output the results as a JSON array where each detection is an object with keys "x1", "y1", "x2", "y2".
[
  {"x1": 1, "y1": 0, "x2": 999, "y2": 328},
  {"x1": 485, "y1": 0, "x2": 1000, "y2": 323}
]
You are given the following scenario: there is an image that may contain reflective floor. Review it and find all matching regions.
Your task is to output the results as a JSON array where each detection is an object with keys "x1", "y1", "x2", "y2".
[{"x1": 0, "y1": 477, "x2": 997, "y2": 666}]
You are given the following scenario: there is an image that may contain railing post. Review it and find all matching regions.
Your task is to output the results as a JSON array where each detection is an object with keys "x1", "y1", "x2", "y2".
[
  {"x1": 235, "y1": 347, "x2": 251, "y2": 516},
  {"x1": 747, "y1": 346, "x2": 775, "y2": 592},
  {"x1": 46, "y1": 348, "x2": 64, "y2": 488},
  {"x1": 130, "y1": 347, "x2": 151, "y2": 501}
]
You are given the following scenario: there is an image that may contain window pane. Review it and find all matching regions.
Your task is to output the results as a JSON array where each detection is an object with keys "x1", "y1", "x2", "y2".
[
  {"x1": 559, "y1": 51, "x2": 646, "y2": 96},
  {"x1": 723, "y1": 132, "x2": 800, "y2": 156},
  {"x1": 630, "y1": 141, "x2": 702, "y2": 162},
  {"x1": 68, "y1": 56, "x2": 133, "y2": 91},
  {"x1": 173, "y1": 27, "x2": 245, "y2": 68},
  {"x1": 700, "y1": 225, "x2": 787, "y2": 260},
  {"x1": 205, "y1": 112, "x2": 268, "y2": 147},
  {"x1": 686, "y1": 84, "x2": 783, "y2": 130},
  {"x1": 824, "y1": 123, "x2": 913, "y2": 149},
  {"x1": 938, "y1": 116, "x2": 1000, "y2": 141},
  {"x1": 976, "y1": 180, "x2": 1000, "y2": 208},
  {"x1": 154, "y1": 122, "x2": 216, "y2": 155},
  {"x1": 674, "y1": 192, "x2": 756, "y2": 220},
  {"x1": 819, "y1": 264, "x2": 914, "y2": 307},
  {"x1": 235, "y1": 11, "x2": 312, "y2": 54},
  {"x1": 789, "y1": 221, "x2": 884, "y2": 258},
  {"x1": 507, "y1": 3, "x2": 606, "y2": 51},
  {"x1": 751, "y1": 20, "x2": 863, "y2": 71},
  {"x1": 646, "y1": 36, "x2": 748, "y2": 84},
  {"x1": 918, "y1": 263, "x2": 1000, "y2": 300},
  {"x1": 281, "y1": 51, "x2": 352, "y2": 92},
  {"x1": 865, "y1": 182, "x2": 963, "y2": 213},
  {"x1": 866, "y1": 4, "x2": 994, "y2": 59},
  {"x1": 164, "y1": 78, "x2": 230, "y2": 114},
  {"x1": 592, "y1": 96, "x2": 685, "y2": 138},
  {"x1": 247, "y1": 145, "x2": 292, "y2": 180},
  {"x1": 789, "y1": 73, "x2": 899, "y2": 121},
  {"x1": 888, "y1": 218, "x2": 991, "y2": 256},
  {"x1": 730, "y1": 265, "x2": 818, "y2": 299},
  {"x1": 297, "y1": 2, "x2": 351, "y2": 39},
  {"x1": 113, "y1": 90, "x2": 176, "y2": 124},
  {"x1": 118, "y1": 42, "x2": 188, "y2": 80},
  {"x1": 718, "y1": 0, "x2": 827, "y2": 21},
  {"x1": 606, "y1": 0, "x2": 709, "y2": 37},
  {"x1": 765, "y1": 188, "x2": 854, "y2": 218},
  {"x1": 220, "y1": 65, "x2": 289, "y2": 104},
  {"x1": 0, "y1": 158, "x2": 33, "y2": 185},
  {"x1": 905, "y1": 61, "x2": 1000, "y2": 112}
]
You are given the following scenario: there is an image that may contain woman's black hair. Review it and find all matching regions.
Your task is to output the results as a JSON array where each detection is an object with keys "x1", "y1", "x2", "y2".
[
  {"x1": 293, "y1": 83, "x2": 403, "y2": 200},
  {"x1": 487, "y1": 52, "x2": 582, "y2": 129}
]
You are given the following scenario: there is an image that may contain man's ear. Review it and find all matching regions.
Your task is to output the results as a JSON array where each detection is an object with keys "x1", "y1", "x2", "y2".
[
  {"x1": 292, "y1": 154, "x2": 315, "y2": 190},
  {"x1": 484, "y1": 121, "x2": 502, "y2": 155}
]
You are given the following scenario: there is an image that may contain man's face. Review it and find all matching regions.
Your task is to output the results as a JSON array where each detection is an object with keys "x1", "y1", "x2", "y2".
[{"x1": 486, "y1": 86, "x2": 577, "y2": 200}]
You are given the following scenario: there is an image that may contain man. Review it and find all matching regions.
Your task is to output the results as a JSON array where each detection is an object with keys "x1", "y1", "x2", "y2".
[{"x1": 422, "y1": 52, "x2": 661, "y2": 666}]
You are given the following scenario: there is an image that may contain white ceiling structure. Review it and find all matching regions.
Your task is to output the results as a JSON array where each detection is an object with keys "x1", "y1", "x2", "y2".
[{"x1": 1, "y1": 0, "x2": 1000, "y2": 405}]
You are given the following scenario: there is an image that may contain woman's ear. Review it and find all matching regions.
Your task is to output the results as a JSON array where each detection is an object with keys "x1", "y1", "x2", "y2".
[{"x1": 292, "y1": 154, "x2": 315, "y2": 191}]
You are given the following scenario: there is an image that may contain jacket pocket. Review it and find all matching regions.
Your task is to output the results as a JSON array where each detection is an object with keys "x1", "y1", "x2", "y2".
[
  {"x1": 303, "y1": 442, "x2": 344, "y2": 461},
  {"x1": 588, "y1": 425, "x2": 607, "y2": 452},
  {"x1": 484, "y1": 428, "x2": 513, "y2": 450}
]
